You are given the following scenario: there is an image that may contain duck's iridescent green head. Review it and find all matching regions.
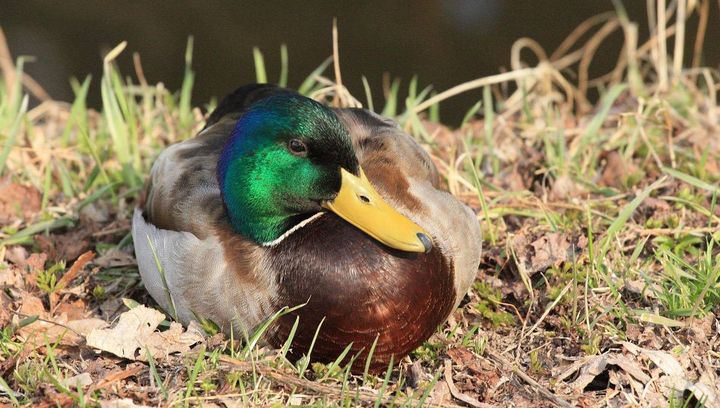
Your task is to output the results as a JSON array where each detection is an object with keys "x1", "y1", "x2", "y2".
[{"x1": 217, "y1": 94, "x2": 432, "y2": 252}]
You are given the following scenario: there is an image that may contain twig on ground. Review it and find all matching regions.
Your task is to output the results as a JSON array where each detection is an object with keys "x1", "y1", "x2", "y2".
[
  {"x1": 218, "y1": 355, "x2": 464, "y2": 408},
  {"x1": 485, "y1": 348, "x2": 575, "y2": 408},
  {"x1": 11, "y1": 311, "x2": 82, "y2": 337}
]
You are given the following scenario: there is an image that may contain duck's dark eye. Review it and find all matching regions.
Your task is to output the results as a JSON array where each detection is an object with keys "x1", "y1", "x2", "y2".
[{"x1": 288, "y1": 139, "x2": 307, "y2": 156}]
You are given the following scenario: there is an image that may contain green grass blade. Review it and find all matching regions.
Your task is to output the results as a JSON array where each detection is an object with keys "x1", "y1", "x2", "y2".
[
  {"x1": 381, "y1": 78, "x2": 401, "y2": 117},
  {"x1": 373, "y1": 355, "x2": 394, "y2": 408},
  {"x1": 483, "y1": 85, "x2": 499, "y2": 174},
  {"x1": 321, "y1": 342, "x2": 354, "y2": 381},
  {"x1": 298, "y1": 57, "x2": 332, "y2": 95},
  {"x1": 179, "y1": 36, "x2": 196, "y2": 132},
  {"x1": 574, "y1": 84, "x2": 627, "y2": 163},
  {"x1": 662, "y1": 166, "x2": 720, "y2": 194},
  {"x1": 415, "y1": 367, "x2": 443, "y2": 408},
  {"x1": 0, "y1": 94, "x2": 28, "y2": 177},
  {"x1": 0, "y1": 375, "x2": 19, "y2": 405},
  {"x1": 184, "y1": 346, "x2": 206, "y2": 407},
  {"x1": 146, "y1": 348, "x2": 169, "y2": 400},
  {"x1": 61, "y1": 75, "x2": 91, "y2": 147},
  {"x1": 253, "y1": 47, "x2": 267, "y2": 84},
  {"x1": 461, "y1": 101, "x2": 481, "y2": 127},
  {"x1": 297, "y1": 317, "x2": 325, "y2": 378},
  {"x1": 279, "y1": 315, "x2": 300, "y2": 361},
  {"x1": 243, "y1": 302, "x2": 305, "y2": 356},
  {"x1": 361, "y1": 76, "x2": 374, "y2": 112},
  {"x1": 278, "y1": 44, "x2": 289, "y2": 87},
  {"x1": 599, "y1": 176, "x2": 666, "y2": 262},
  {"x1": 1, "y1": 217, "x2": 75, "y2": 246}
]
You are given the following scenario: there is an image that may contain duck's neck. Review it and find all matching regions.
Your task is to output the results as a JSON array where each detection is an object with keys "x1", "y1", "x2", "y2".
[
  {"x1": 217, "y1": 135, "x2": 319, "y2": 245},
  {"x1": 218, "y1": 157, "x2": 301, "y2": 244}
]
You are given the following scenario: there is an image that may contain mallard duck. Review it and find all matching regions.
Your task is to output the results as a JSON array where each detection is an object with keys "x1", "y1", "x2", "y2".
[{"x1": 132, "y1": 84, "x2": 481, "y2": 370}]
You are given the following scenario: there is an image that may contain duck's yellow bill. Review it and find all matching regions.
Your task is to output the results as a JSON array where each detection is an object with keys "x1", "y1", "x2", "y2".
[{"x1": 322, "y1": 168, "x2": 432, "y2": 253}]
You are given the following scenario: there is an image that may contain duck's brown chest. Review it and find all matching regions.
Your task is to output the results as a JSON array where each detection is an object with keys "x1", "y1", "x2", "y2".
[{"x1": 265, "y1": 213, "x2": 455, "y2": 371}]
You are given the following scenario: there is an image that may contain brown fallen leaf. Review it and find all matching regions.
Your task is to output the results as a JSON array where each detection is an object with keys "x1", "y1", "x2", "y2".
[
  {"x1": 94, "y1": 248, "x2": 136, "y2": 268},
  {"x1": 66, "y1": 318, "x2": 108, "y2": 336},
  {"x1": 17, "y1": 291, "x2": 47, "y2": 317},
  {"x1": 36, "y1": 230, "x2": 93, "y2": 264},
  {"x1": 86, "y1": 305, "x2": 204, "y2": 361},
  {"x1": 599, "y1": 150, "x2": 641, "y2": 189},
  {"x1": 55, "y1": 299, "x2": 89, "y2": 321},
  {"x1": 606, "y1": 355, "x2": 650, "y2": 384},
  {"x1": 0, "y1": 265, "x2": 22, "y2": 288},
  {"x1": 49, "y1": 250, "x2": 95, "y2": 310},
  {"x1": 512, "y1": 232, "x2": 579, "y2": 276},
  {"x1": 15, "y1": 291, "x2": 86, "y2": 348},
  {"x1": 91, "y1": 364, "x2": 143, "y2": 392},
  {"x1": 550, "y1": 174, "x2": 585, "y2": 200},
  {"x1": 0, "y1": 290, "x2": 14, "y2": 327},
  {"x1": 24, "y1": 252, "x2": 47, "y2": 271},
  {"x1": 443, "y1": 360, "x2": 491, "y2": 408},
  {"x1": 61, "y1": 372, "x2": 93, "y2": 389},
  {"x1": 621, "y1": 342, "x2": 719, "y2": 405},
  {"x1": 568, "y1": 354, "x2": 608, "y2": 392},
  {"x1": 100, "y1": 399, "x2": 151, "y2": 408},
  {"x1": 555, "y1": 352, "x2": 649, "y2": 393},
  {"x1": 0, "y1": 178, "x2": 41, "y2": 225},
  {"x1": 447, "y1": 347, "x2": 485, "y2": 376},
  {"x1": 4, "y1": 245, "x2": 28, "y2": 265}
]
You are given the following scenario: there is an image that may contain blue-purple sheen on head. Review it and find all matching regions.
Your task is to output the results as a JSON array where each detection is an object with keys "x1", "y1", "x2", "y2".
[{"x1": 217, "y1": 94, "x2": 358, "y2": 243}]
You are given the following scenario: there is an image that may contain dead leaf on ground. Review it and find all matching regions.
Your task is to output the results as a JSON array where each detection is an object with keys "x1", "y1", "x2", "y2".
[
  {"x1": 550, "y1": 174, "x2": 585, "y2": 200},
  {"x1": 621, "y1": 342, "x2": 720, "y2": 405},
  {"x1": 555, "y1": 352, "x2": 650, "y2": 394},
  {"x1": 690, "y1": 312, "x2": 716, "y2": 341},
  {"x1": 15, "y1": 291, "x2": 87, "y2": 348},
  {"x1": 0, "y1": 264, "x2": 23, "y2": 288},
  {"x1": 0, "y1": 178, "x2": 41, "y2": 225},
  {"x1": 4, "y1": 245, "x2": 28, "y2": 265},
  {"x1": 19, "y1": 252, "x2": 48, "y2": 288},
  {"x1": 511, "y1": 232, "x2": 581, "y2": 276},
  {"x1": 0, "y1": 290, "x2": 14, "y2": 327},
  {"x1": 599, "y1": 151, "x2": 641, "y2": 189},
  {"x1": 447, "y1": 347, "x2": 485, "y2": 376},
  {"x1": 94, "y1": 248, "x2": 137, "y2": 268},
  {"x1": 54, "y1": 299, "x2": 89, "y2": 321},
  {"x1": 61, "y1": 372, "x2": 93, "y2": 389},
  {"x1": 86, "y1": 305, "x2": 204, "y2": 361},
  {"x1": 36, "y1": 230, "x2": 92, "y2": 264},
  {"x1": 100, "y1": 399, "x2": 151, "y2": 408},
  {"x1": 66, "y1": 318, "x2": 108, "y2": 336},
  {"x1": 25, "y1": 252, "x2": 48, "y2": 270},
  {"x1": 49, "y1": 250, "x2": 94, "y2": 309}
]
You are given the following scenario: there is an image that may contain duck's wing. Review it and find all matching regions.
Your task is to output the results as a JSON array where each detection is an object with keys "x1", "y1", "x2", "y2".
[
  {"x1": 333, "y1": 108, "x2": 482, "y2": 306},
  {"x1": 133, "y1": 84, "x2": 291, "y2": 335}
]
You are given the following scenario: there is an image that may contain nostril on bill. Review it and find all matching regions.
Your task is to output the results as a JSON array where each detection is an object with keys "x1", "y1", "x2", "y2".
[
  {"x1": 417, "y1": 232, "x2": 432, "y2": 253},
  {"x1": 359, "y1": 195, "x2": 370, "y2": 203}
]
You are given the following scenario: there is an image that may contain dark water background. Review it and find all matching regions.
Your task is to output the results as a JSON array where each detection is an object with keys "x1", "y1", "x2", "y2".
[{"x1": 3, "y1": 1, "x2": 719, "y2": 125}]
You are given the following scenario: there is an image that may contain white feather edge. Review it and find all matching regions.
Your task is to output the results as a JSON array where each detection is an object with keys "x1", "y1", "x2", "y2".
[{"x1": 261, "y1": 211, "x2": 325, "y2": 247}]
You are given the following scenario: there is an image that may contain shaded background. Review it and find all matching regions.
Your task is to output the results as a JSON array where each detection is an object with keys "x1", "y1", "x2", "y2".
[{"x1": 3, "y1": 0, "x2": 719, "y2": 125}]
